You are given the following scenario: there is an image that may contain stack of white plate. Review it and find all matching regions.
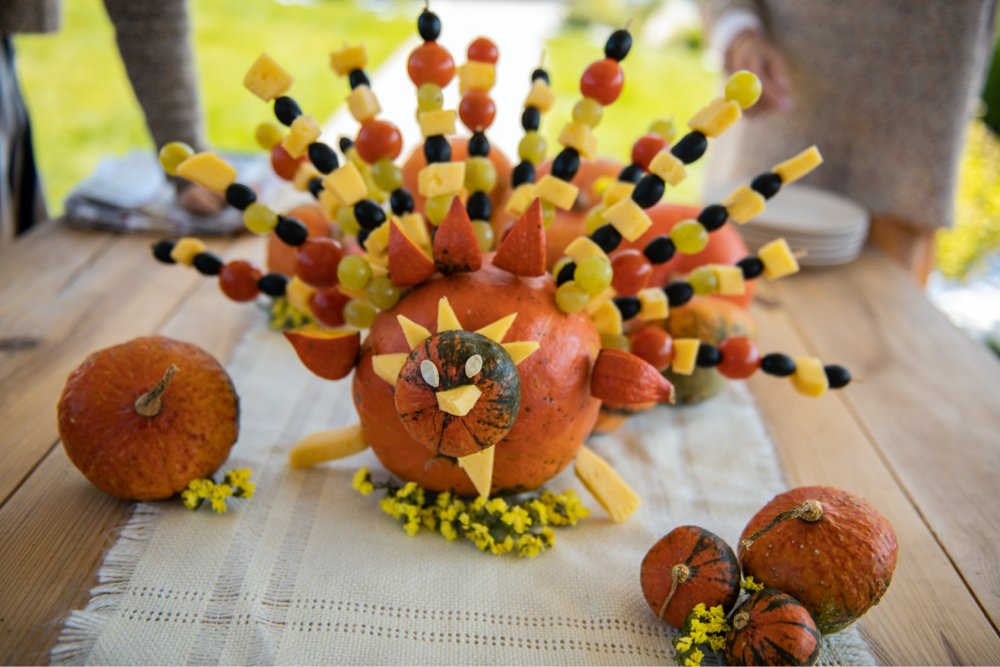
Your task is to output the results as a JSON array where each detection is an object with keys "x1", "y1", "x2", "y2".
[{"x1": 704, "y1": 183, "x2": 870, "y2": 267}]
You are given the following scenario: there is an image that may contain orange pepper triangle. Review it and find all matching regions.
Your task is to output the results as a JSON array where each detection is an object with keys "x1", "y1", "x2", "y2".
[
  {"x1": 492, "y1": 197, "x2": 546, "y2": 277},
  {"x1": 388, "y1": 219, "x2": 436, "y2": 287},
  {"x1": 591, "y1": 348, "x2": 676, "y2": 404},
  {"x1": 433, "y1": 196, "x2": 483, "y2": 274}
]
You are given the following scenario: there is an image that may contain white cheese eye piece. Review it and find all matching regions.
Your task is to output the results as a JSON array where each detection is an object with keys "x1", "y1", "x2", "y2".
[
  {"x1": 420, "y1": 359, "x2": 440, "y2": 387},
  {"x1": 465, "y1": 354, "x2": 483, "y2": 378}
]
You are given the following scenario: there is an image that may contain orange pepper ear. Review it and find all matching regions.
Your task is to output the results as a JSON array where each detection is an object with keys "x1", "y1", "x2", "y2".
[
  {"x1": 591, "y1": 347, "x2": 675, "y2": 404},
  {"x1": 433, "y1": 196, "x2": 483, "y2": 274},
  {"x1": 492, "y1": 197, "x2": 546, "y2": 277},
  {"x1": 283, "y1": 328, "x2": 361, "y2": 381},
  {"x1": 388, "y1": 219, "x2": 436, "y2": 286}
]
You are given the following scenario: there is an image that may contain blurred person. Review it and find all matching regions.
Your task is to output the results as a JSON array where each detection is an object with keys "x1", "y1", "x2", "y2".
[{"x1": 700, "y1": 0, "x2": 999, "y2": 285}]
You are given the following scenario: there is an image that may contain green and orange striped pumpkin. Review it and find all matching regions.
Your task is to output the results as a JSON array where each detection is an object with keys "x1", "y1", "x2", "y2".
[{"x1": 724, "y1": 587, "x2": 821, "y2": 666}]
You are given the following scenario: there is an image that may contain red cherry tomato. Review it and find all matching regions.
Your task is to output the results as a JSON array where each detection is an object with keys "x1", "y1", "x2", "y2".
[
  {"x1": 630, "y1": 327, "x2": 674, "y2": 372},
  {"x1": 467, "y1": 37, "x2": 498, "y2": 64},
  {"x1": 716, "y1": 336, "x2": 761, "y2": 379},
  {"x1": 355, "y1": 119, "x2": 402, "y2": 164},
  {"x1": 219, "y1": 261, "x2": 262, "y2": 302},
  {"x1": 459, "y1": 90, "x2": 496, "y2": 132},
  {"x1": 407, "y1": 42, "x2": 455, "y2": 88},
  {"x1": 580, "y1": 58, "x2": 624, "y2": 106},
  {"x1": 309, "y1": 287, "x2": 352, "y2": 328},
  {"x1": 631, "y1": 134, "x2": 666, "y2": 171},
  {"x1": 610, "y1": 249, "x2": 653, "y2": 296},
  {"x1": 271, "y1": 144, "x2": 306, "y2": 181},
  {"x1": 294, "y1": 237, "x2": 343, "y2": 289}
]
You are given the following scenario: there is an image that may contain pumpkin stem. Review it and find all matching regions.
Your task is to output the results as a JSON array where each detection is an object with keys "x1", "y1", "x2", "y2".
[
  {"x1": 134, "y1": 364, "x2": 179, "y2": 418},
  {"x1": 741, "y1": 499, "x2": 823, "y2": 549},
  {"x1": 733, "y1": 609, "x2": 750, "y2": 631},
  {"x1": 657, "y1": 563, "x2": 690, "y2": 621}
]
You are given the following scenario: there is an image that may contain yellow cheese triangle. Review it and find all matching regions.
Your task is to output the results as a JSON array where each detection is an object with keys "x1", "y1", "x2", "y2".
[
  {"x1": 574, "y1": 445, "x2": 641, "y2": 523},
  {"x1": 289, "y1": 425, "x2": 369, "y2": 468},
  {"x1": 475, "y1": 313, "x2": 517, "y2": 343},
  {"x1": 437, "y1": 297, "x2": 463, "y2": 332},
  {"x1": 397, "y1": 315, "x2": 431, "y2": 350},
  {"x1": 458, "y1": 446, "x2": 495, "y2": 499},
  {"x1": 371, "y1": 353, "x2": 409, "y2": 387},
  {"x1": 436, "y1": 384, "x2": 482, "y2": 416},
  {"x1": 502, "y1": 341, "x2": 540, "y2": 365}
]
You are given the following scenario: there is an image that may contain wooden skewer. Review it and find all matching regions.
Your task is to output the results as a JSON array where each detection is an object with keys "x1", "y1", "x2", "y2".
[
  {"x1": 794, "y1": 249, "x2": 809, "y2": 259},
  {"x1": 538, "y1": 49, "x2": 546, "y2": 69},
  {"x1": 624, "y1": 18, "x2": 634, "y2": 31}
]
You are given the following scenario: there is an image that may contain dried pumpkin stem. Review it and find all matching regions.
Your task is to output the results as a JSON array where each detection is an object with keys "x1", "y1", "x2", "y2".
[
  {"x1": 733, "y1": 609, "x2": 750, "y2": 631},
  {"x1": 741, "y1": 499, "x2": 823, "y2": 549},
  {"x1": 658, "y1": 563, "x2": 690, "y2": 620},
  {"x1": 134, "y1": 364, "x2": 179, "y2": 418}
]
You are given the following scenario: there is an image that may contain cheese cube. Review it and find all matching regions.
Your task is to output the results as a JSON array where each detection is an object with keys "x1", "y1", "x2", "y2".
[
  {"x1": 721, "y1": 184, "x2": 766, "y2": 224},
  {"x1": 418, "y1": 109, "x2": 457, "y2": 138},
  {"x1": 457, "y1": 446, "x2": 494, "y2": 499},
  {"x1": 558, "y1": 122, "x2": 598, "y2": 162},
  {"x1": 535, "y1": 174, "x2": 579, "y2": 211},
  {"x1": 672, "y1": 338, "x2": 701, "y2": 375},
  {"x1": 601, "y1": 181, "x2": 635, "y2": 207},
  {"x1": 505, "y1": 184, "x2": 538, "y2": 216},
  {"x1": 688, "y1": 97, "x2": 742, "y2": 138},
  {"x1": 602, "y1": 197, "x2": 653, "y2": 242},
  {"x1": 397, "y1": 315, "x2": 431, "y2": 350},
  {"x1": 289, "y1": 425, "x2": 369, "y2": 468},
  {"x1": 436, "y1": 384, "x2": 483, "y2": 416},
  {"x1": 648, "y1": 150, "x2": 688, "y2": 187},
  {"x1": 170, "y1": 237, "x2": 206, "y2": 266},
  {"x1": 708, "y1": 264, "x2": 746, "y2": 296},
  {"x1": 398, "y1": 212, "x2": 431, "y2": 249},
  {"x1": 292, "y1": 162, "x2": 321, "y2": 192},
  {"x1": 584, "y1": 286, "x2": 617, "y2": 316},
  {"x1": 347, "y1": 84, "x2": 380, "y2": 123},
  {"x1": 637, "y1": 288, "x2": 669, "y2": 321},
  {"x1": 281, "y1": 113, "x2": 321, "y2": 159},
  {"x1": 457, "y1": 61, "x2": 496, "y2": 94},
  {"x1": 418, "y1": 162, "x2": 465, "y2": 198},
  {"x1": 791, "y1": 357, "x2": 828, "y2": 397},
  {"x1": 363, "y1": 221, "x2": 391, "y2": 256},
  {"x1": 243, "y1": 53, "x2": 294, "y2": 102},
  {"x1": 574, "y1": 445, "x2": 641, "y2": 523},
  {"x1": 773, "y1": 146, "x2": 823, "y2": 185},
  {"x1": 286, "y1": 276, "x2": 316, "y2": 314},
  {"x1": 590, "y1": 300, "x2": 623, "y2": 335},
  {"x1": 524, "y1": 79, "x2": 555, "y2": 112},
  {"x1": 758, "y1": 237, "x2": 800, "y2": 279},
  {"x1": 371, "y1": 353, "x2": 408, "y2": 387},
  {"x1": 176, "y1": 152, "x2": 238, "y2": 193},
  {"x1": 319, "y1": 189, "x2": 339, "y2": 222},
  {"x1": 329, "y1": 44, "x2": 367, "y2": 77},
  {"x1": 323, "y1": 162, "x2": 368, "y2": 207},
  {"x1": 565, "y1": 236, "x2": 610, "y2": 265},
  {"x1": 337, "y1": 284, "x2": 367, "y2": 301}
]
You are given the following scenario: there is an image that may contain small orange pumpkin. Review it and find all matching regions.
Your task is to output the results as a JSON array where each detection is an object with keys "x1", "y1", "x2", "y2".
[{"x1": 725, "y1": 588, "x2": 822, "y2": 666}]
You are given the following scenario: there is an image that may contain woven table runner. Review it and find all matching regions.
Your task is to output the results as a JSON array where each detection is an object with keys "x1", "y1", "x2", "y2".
[{"x1": 52, "y1": 321, "x2": 876, "y2": 665}]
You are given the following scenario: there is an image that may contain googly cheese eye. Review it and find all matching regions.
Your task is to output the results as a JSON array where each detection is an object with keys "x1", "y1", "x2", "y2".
[
  {"x1": 465, "y1": 354, "x2": 483, "y2": 378},
  {"x1": 420, "y1": 359, "x2": 440, "y2": 387}
]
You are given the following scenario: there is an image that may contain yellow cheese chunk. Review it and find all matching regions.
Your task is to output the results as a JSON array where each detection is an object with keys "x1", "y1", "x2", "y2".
[
  {"x1": 397, "y1": 213, "x2": 431, "y2": 249},
  {"x1": 366, "y1": 255, "x2": 388, "y2": 276},
  {"x1": 338, "y1": 284, "x2": 367, "y2": 301},
  {"x1": 648, "y1": 150, "x2": 688, "y2": 187},
  {"x1": 176, "y1": 152, "x2": 238, "y2": 194},
  {"x1": 437, "y1": 384, "x2": 483, "y2": 416},
  {"x1": 289, "y1": 425, "x2": 369, "y2": 468},
  {"x1": 319, "y1": 189, "x2": 339, "y2": 222},
  {"x1": 437, "y1": 297, "x2": 463, "y2": 332},
  {"x1": 708, "y1": 264, "x2": 746, "y2": 296},
  {"x1": 558, "y1": 122, "x2": 598, "y2": 162},
  {"x1": 501, "y1": 341, "x2": 540, "y2": 365},
  {"x1": 397, "y1": 315, "x2": 431, "y2": 350},
  {"x1": 281, "y1": 114, "x2": 321, "y2": 159},
  {"x1": 371, "y1": 353, "x2": 409, "y2": 387},
  {"x1": 574, "y1": 445, "x2": 641, "y2": 523},
  {"x1": 457, "y1": 446, "x2": 495, "y2": 499},
  {"x1": 791, "y1": 356, "x2": 828, "y2": 397},
  {"x1": 759, "y1": 237, "x2": 800, "y2": 279},
  {"x1": 672, "y1": 338, "x2": 700, "y2": 375},
  {"x1": 323, "y1": 163, "x2": 368, "y2": 207},
  {"x1": 292, "y1": 162, "x2": 321, "y2": 192},
  {"x1": 457, "y1": 61, "x2": 496, "y2": 94},
  {"x1": 475, "y1": 313, "x2": 517, "y2": 343},
  {"x1": 590, "y1": 300, "x2": 623, "y2": 335},
  {"x1": 535, "y1": 174, "x2": 579, "y2": 211},
  {"x1": 504, "y1": 184, "x2": 538, "y2": 216},
  {"x1": 688, "y1": 97, "x2": 742, "y2": 138},
  {"x1": 524, "y1": 78, "x2": 555, "y2": 112},
  {"x1": 721, "y1": 184, "x2": 766, "y2": 224},
  {"x1": 601, "y1": 181, "x2": 635, "y2": 207},
  {"x1": 418, "y1": 162, "x2": 465, "y2": 198},
  {"x1": 244, "y1": 52, "x2": 294, "y2": 102},
  {"x1": 637, "y1": 287, "x2": 669, "y2": 321},
  {"x1": 602, "y1": 196, "x2": 653, "y2": 242},
  {"x1": 773, "y1": 146, "x2": 823, "y2": 185},
  {"x1": 584, "y1": 286, "x2": 617, "y2": 316},
  {"x1": 347, "y1": 84, "x2": 381, "y2": 123},
  {"x1": 565, "y1": 236, "x2": 610, "y2": 265},
  {"x1": 285, "y1": 276, "x2": 316, "y2": 314},
  {"x1": 329, "y1": 44, "x2": 367, "y2": 77},
  {"x1": 419, "y1": 109, "x2": 457, "y2": 138},
  {"x1": 362, "y1": 221, "x2": 391, "y2": 257},
  {"x1": 170, "y1": 237, "x2": 206, "y2": 266}
]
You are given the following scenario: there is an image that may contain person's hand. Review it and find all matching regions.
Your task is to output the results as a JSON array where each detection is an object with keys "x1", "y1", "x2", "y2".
[
  {"x1": 178, "y1": 183, "x2": 227, "y2": 216},
  {"x1": 727, "y1": 31, "x2": 791, "y2": 117}
]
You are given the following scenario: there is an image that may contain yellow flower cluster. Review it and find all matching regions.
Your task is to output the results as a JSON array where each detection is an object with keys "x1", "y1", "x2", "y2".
[
  {"x1": 269, "y1": 297, "x2": 313, "y2": 330},
  {"x1": 672, "y1": 603, "x2": 731, "y2": 666},
  {"x1": 740, "y1": 576, "x2": 765, "y2": 593},
  {"x1": 180, "y1": 468, "x2": 255, "y2": 514},
  {"x1": 353, "y1": 467, "x2": 589, "y2": 557}
]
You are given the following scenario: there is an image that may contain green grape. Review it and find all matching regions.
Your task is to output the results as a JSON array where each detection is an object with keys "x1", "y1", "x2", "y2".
[
  {"x1": 688, "y1": 267, "x2": 719, "y2": 295},
  {"x1": 572, "y1": 97, "x2": 603, "y2": 128},
  {"x1": 159, "y1": 142, "x2": 193, "y2": 176},
  {"x1": 417, "y1": 83, "x2": 444, "y2": 111},
  {"x1": 337, "y1": 256, "x2": 373, "y2": 290},
  {"x1": 670, "y1": 219, "x2": 709, "y2": 254},
  {"x1": 243, "y1": 202, "x2": 278, "y2": 234},
  {"x1": 372, "y1": 158, "x2": 403, "y2": 192},
  {"x1": 255, "y1": 123, "x2": 282, "y2": 151},
  {"x1": 471, "y1": 220, "x2": 495, "y2": 251},
  {"x1": 337, "y1": 205, "x2": 361, "y2": 236},
  {"x1": 551, "y1": 256, "x2": 573, "y2": 280},
  {"x1": 725, "y1": 70, "x2": 762, "y2": 109},
  {"x1": 648, "y1": 118, "x2": 676, "y2": 143},
  {"x1": 555, "y1": 281, "x2": 590, "y2": 314},
  {"x1": 343, "y1": 300, "x2": 377, "y2": 329},
  {"x1": 574, "y1": 256, "x2": 613, "y2": 295},
  {"x1": 364, "y1": 276, "x2": 400, "y2": 310},
  {"x1": 541, "y1": 200, "x2": 557, "y2": 229},
  {"x1": 464, "y1": 157, "x2": 497, "y2": 193},
  {"x1": 585, "y1": 205, "x2": 609, "y2": 235},
  {"x1": 600, "y1": 333, "x2": 631, "y2": 352},
  {"x1": 518, "y1": 131, "x2": 547, "y2": 164},
  {"x1": 426, "y1": 194, "x2": 455, "y2": 226}
]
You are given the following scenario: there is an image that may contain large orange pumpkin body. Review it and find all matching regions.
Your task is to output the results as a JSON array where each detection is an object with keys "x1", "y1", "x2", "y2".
[{"x1": 353, "y1": 255, "x2": 602, "y2": 496}]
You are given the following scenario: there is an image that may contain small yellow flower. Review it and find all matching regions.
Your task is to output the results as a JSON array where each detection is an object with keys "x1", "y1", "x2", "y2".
[
  {"x1": 541, "y1": 527, "x2": 556, "y2": 547},
  {"x1": 674, "y1": 638, "x2": 691, "y2": 653},
  {"x1": 528, "y1": 499, "x2": 549, "y2": 524},
  {"x1": 708, "y1": 636, "x2": 726, "y2": 652},
  {"x1": 396, "y1": 481, "x2": 419, "y2": 499},
  {"x1": 210, "y1": 484, "x2": 233, "y2": 513},
  {"x1": 501, "y1": 506, "x2": 532, "y2": 533},
  {"x1": 689, "y1": 649, "x2": 704, "y2": 664},
  {"x1": 741, "y1": 576, "x2": 765, "y2": 592},
  {"x1": 181, "y1": 489, "x2": 201, "y2": 510},
  {"x1": 225, "y1": 468, "x2": 252, "y2": 488},
  {"x1": 440, "y1": 520, "x2": 458, "y2": 541},
  {"x1": 237, "y1": 482, "x2": 255, "y2": 499},
  {"x1": 188, "y1": 478, "x2": 215, "y2": 499},
  {"x1": 486, "y1": 498, "x2": 509, "y2": 514},
  {"x1": 352, "y1": 467, "x2": 375, "y2": 495}
]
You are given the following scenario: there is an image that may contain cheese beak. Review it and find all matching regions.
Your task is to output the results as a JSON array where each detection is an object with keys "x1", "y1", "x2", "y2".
[{"x1": 436, "y1": 384, "x2": 483, "y2": 416}]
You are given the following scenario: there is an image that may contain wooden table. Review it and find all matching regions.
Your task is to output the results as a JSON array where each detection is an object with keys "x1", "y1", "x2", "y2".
[{"x1": 1, "y1": 221, "x2": 998, "y2": 665}]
